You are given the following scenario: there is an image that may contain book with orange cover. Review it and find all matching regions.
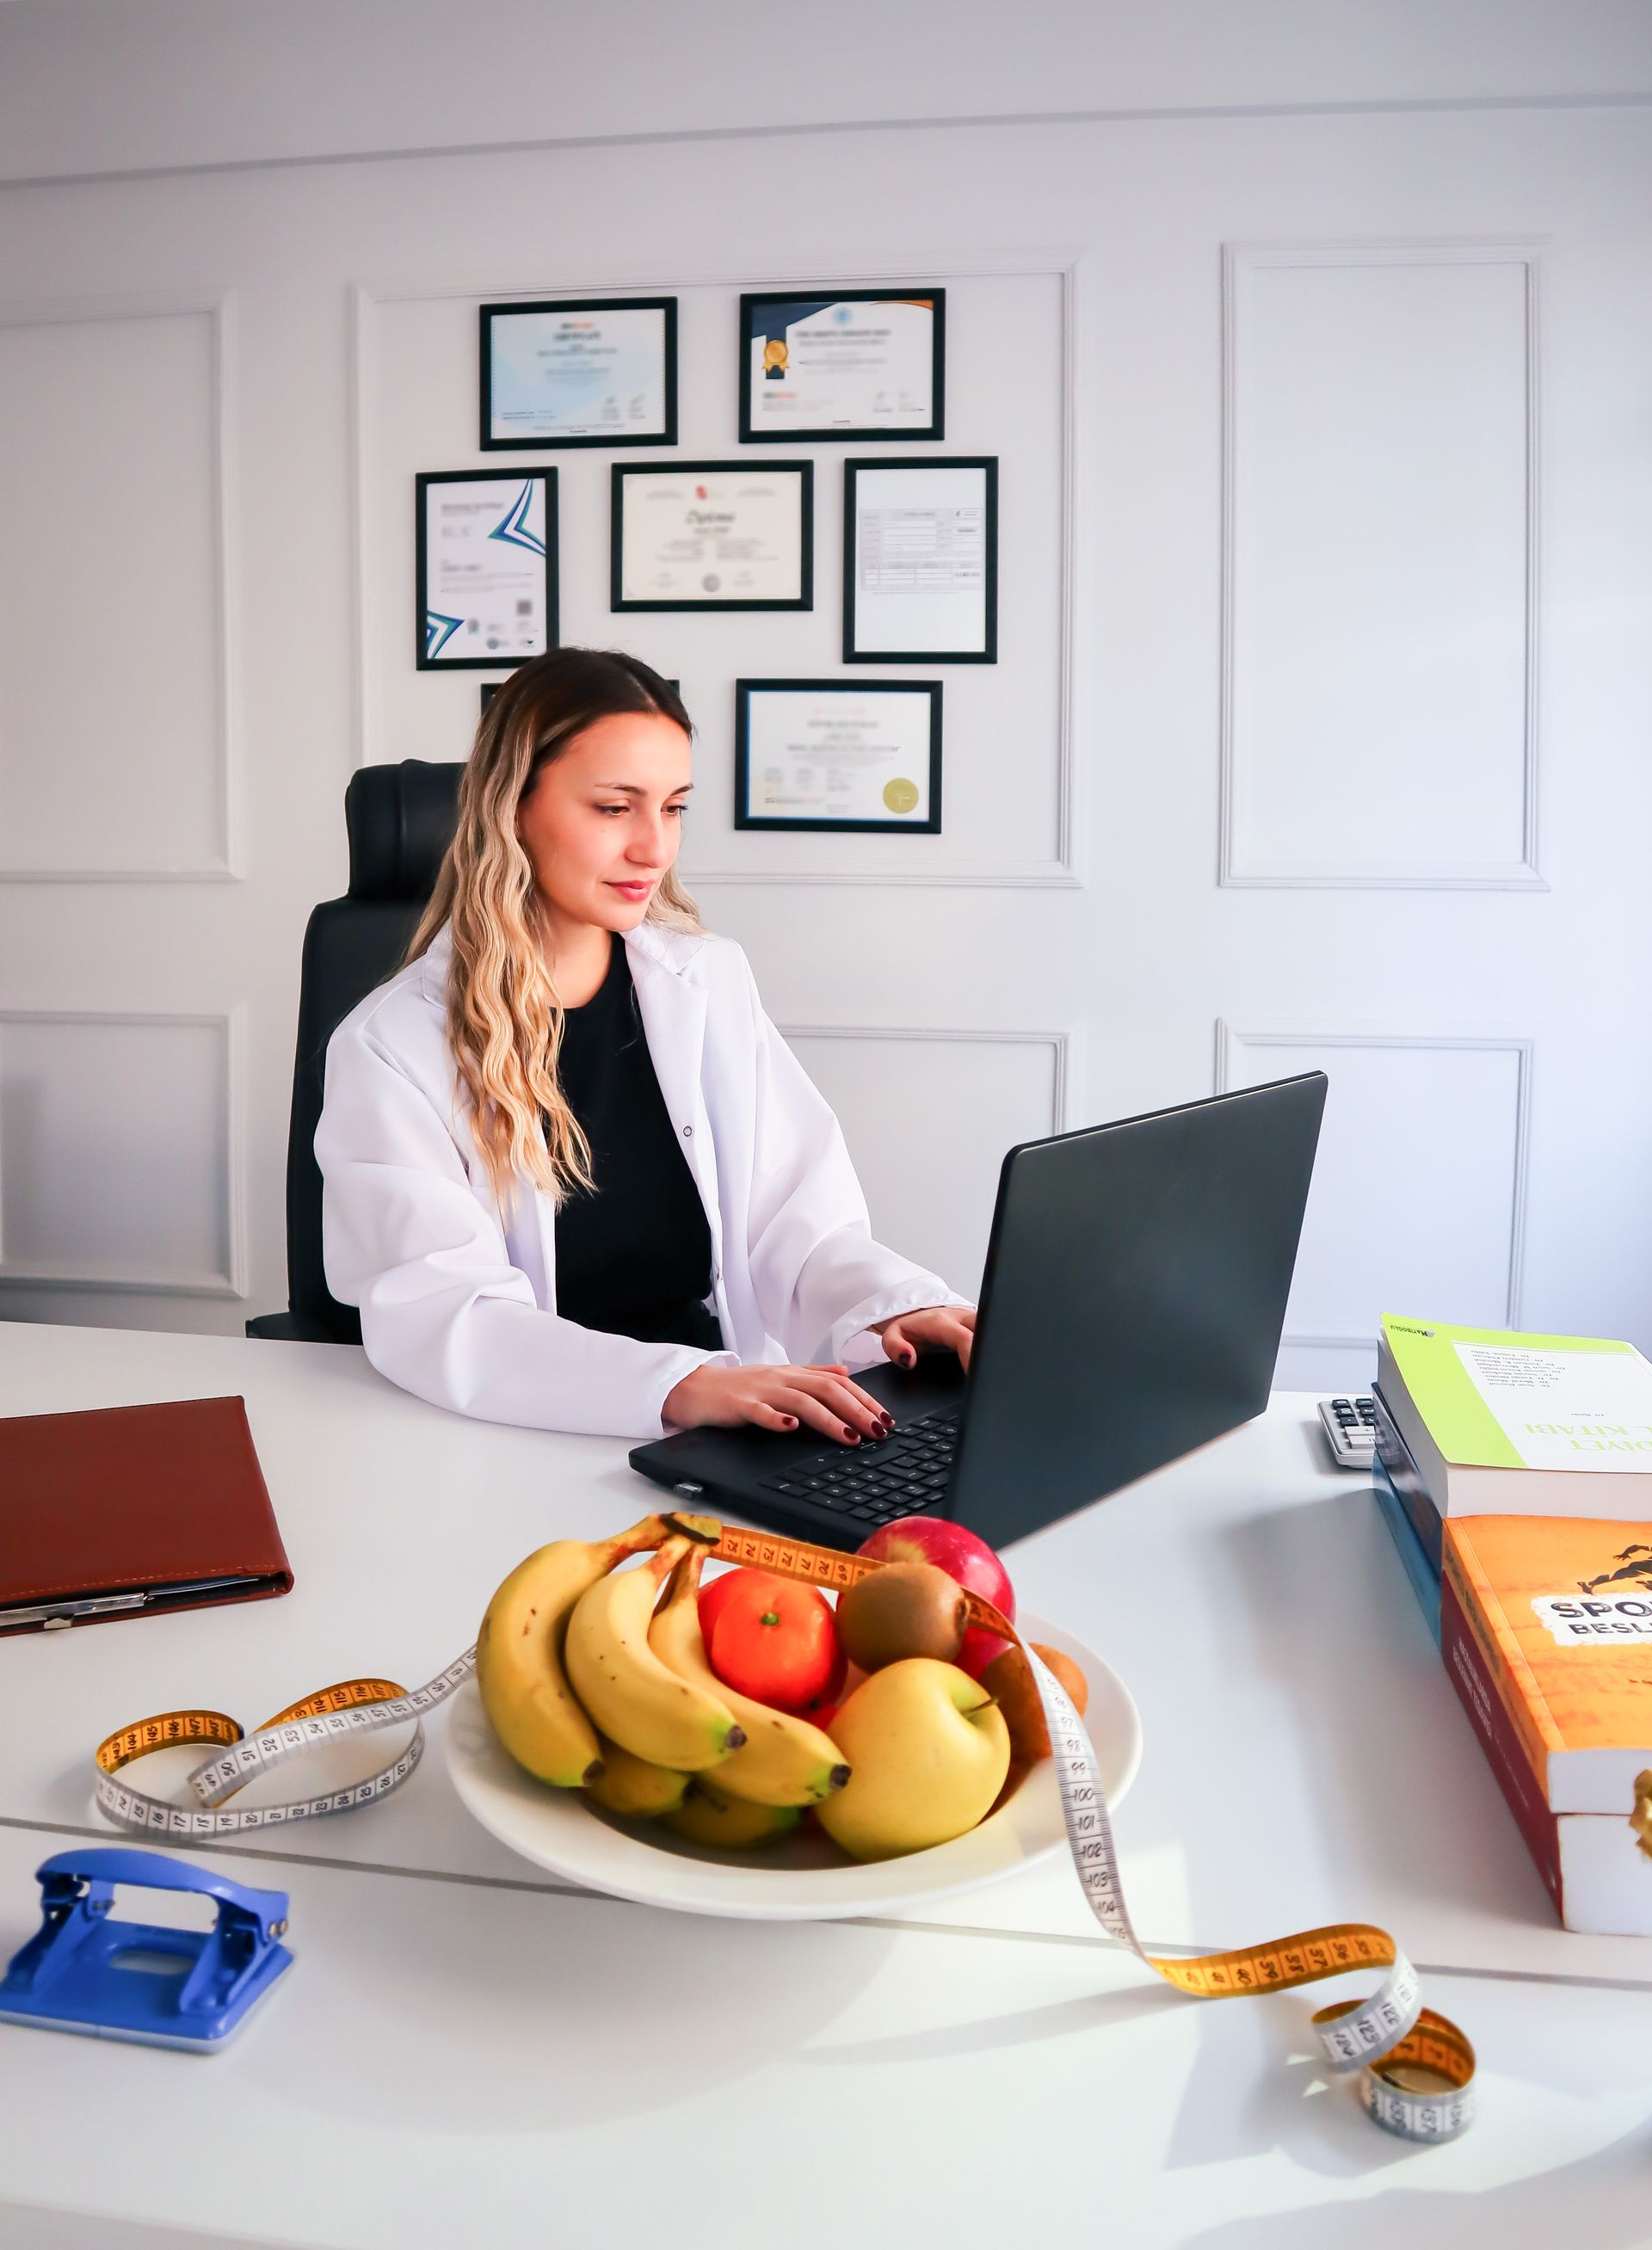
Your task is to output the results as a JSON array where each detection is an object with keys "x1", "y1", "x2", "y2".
[{"x1": 1442, "y1": 1514, "x2": 1652, "y2": 1815}]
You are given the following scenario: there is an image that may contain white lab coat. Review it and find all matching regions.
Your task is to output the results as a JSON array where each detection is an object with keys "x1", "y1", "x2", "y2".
[{"x1": 315, "y1": 920, "x2": 972, "y2": 1439}]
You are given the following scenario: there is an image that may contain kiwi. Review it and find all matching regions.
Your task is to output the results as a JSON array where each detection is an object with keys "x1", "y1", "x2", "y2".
[
  {"x1": 1032, "y1": 1642, "x2": 1089, "y2": 1717},
  {"x1": 836, "y1": 1561, "x2": 968, "y2": 1672},
  {"x1": 980, "y1": 1642, "x2": 1093, "y2": 1767}
]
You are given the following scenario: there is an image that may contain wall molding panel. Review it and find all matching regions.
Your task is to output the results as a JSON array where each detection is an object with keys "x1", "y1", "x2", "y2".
[
  {"x1": 350, "y1": 249, "x2": 1082, "y2": 890},
  {"x1": 780, "y1": 1020, "x2": 1072, "y2": 1135},
  {"x1": 1216, "y1": 1020, "x2": 1533, "y2": 1351},
  {"x1": 1219, "y1": 240, "x2": 1544, "y2": 891},
  {"x1": 783, "y1": 1019, "x2": 1072, "y2": 1300},
  {"x1": 0, "y1": 289, "x2": 242, "y2": 883},
  {"x1": 0, "y1": 1006, "x2": 248, "y2": 1296}
]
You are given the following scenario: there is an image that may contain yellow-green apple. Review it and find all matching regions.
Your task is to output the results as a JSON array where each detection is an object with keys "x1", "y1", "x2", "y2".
[
  {"x1": 815, "y1": 1658, "x2": 1011, "y2": 1861},
  {"x1": 856, "y1": 1517, "x2": 1015, "y2": 1675}
]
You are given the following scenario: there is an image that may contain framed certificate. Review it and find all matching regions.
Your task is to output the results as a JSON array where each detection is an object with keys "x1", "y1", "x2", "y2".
[
  {"x1": 843, "y1": 456, "x2": 997, "y2": 663},
  {"x1": 739, "y1": 289, "x2": 945, "y2": 443},
  {"x1": 416, "y1": 471, "x2": 558, "y2": 671},
  {"x1": 479, "y1": 297, "x2": 676, "y2": 449},
  {"x1": 612, "y1": 462, "x2": 812, "y2": 612},
  {"x1": 734, "y1": 680, "x2": 941, "y2": 833}
]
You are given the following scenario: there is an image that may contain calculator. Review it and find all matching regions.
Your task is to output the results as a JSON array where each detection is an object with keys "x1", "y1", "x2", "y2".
[{"x1": 1317, "y1": 1395, "x2": 1378, "y2": 1469}]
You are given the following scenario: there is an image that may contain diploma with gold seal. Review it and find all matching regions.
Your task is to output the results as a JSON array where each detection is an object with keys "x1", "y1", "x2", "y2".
[{"x1": 734, "y1": 680, "x2": 941, "y2": 832}]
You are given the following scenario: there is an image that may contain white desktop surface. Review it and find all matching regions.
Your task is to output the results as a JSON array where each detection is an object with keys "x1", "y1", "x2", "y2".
[
  {"x1": 0, "y1": 1322, "x2": 1649, "y2": 2247},
  {"x1": 0, "y1": 1825, "x2": 1649, "y2": 2250}
]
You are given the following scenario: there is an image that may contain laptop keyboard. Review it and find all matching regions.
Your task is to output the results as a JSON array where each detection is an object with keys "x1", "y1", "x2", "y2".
[{"x1": 757, "y1": 1409, "x2": 961, "y2": 1526}]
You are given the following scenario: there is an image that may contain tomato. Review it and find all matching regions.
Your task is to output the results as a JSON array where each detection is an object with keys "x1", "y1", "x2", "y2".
[{"x1": 706, "y1": 1575, "x2": 846, "y2": 1714}]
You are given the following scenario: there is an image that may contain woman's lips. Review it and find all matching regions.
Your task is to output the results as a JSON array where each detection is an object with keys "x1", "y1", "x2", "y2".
[{"x1": 607, "y1": 880, "x2": 653, "y2": 897}]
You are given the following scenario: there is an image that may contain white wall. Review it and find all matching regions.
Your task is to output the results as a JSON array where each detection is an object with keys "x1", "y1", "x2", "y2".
[
  {"x1": 0, "y1": 5, "x2": 1649, "y2": 1392},
  {"x1": 3, "y1": 1, "x2": 1649, "y2": 184}
]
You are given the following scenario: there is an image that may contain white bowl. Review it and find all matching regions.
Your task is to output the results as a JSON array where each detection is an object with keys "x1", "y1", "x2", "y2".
[{"x1": 445, "y1": 1609, "x2": 1142, "y2": 1921}]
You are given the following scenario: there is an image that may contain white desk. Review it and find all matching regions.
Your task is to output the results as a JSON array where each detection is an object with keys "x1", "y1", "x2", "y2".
[{"x1": 2, "y1": 1322, "x2": 1649, "y2": 2247}]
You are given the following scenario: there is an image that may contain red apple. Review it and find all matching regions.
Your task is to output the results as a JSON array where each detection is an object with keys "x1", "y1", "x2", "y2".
[
  {"x1": 706, "y1": 1574, "x2": 845, "y2": 1714},
  {"x1": 854, "y1": 1517, "x2": 1015, "y2": 1676}
]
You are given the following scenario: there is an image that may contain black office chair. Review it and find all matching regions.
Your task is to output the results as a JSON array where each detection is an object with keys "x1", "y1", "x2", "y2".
[{"x1": 246, "y1": 760, "x2": 464, "y2": 1343}]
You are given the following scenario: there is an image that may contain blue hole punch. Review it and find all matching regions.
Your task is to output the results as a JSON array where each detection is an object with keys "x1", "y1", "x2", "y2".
[{"x1": 0, "y1": 1848, "x2": 293, "y2": 2051}]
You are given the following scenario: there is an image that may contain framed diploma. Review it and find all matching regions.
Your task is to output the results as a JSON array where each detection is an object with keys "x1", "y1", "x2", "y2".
[
  {"x1": 734, "y1": 680, "x2": 941, "y2": 833},
  {"x1": 479, "y1": 297, "x2": 676, "y2": 449},
  {"x1": 612, "y1": 461, "x2": 812, "y2": 612},
  {"x1": 843, "y1": 456, "x2": 997, "y2": 663},
  {"x1": 739, "y1": 289, "x2": 945, "y2": 442},
  {"x1": 416, "y1": 471, "x2": 558, "y2": 671}
]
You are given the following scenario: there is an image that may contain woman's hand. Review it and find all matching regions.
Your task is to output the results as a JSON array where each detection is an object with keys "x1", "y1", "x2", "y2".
[
  {"x1": 663, "y1": 1361, "x2": 895, "y2": 1447},
  {"x1": 870, "y1": 1304, "x2": 977, "y2": 1372}
]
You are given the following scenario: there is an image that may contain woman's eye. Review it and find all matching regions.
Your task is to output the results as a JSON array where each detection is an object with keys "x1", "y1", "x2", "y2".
[{"x1": 596, "y1": 803, "x2": 688, "y2": 816}]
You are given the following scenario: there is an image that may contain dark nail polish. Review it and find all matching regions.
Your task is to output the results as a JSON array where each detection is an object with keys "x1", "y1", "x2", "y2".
[{"x1": 844, "y1": 1426, "x2": 859, "y2": 1441}]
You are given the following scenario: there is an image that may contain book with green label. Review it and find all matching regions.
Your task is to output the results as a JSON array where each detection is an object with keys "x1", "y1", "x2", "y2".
[{"x1": 1376, "y1": 1316, "x2": 1652, "y2": 1520}]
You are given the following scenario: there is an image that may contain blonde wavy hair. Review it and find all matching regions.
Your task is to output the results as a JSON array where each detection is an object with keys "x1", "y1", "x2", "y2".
[{"x1": 404, "y1": 649, "x2": 706, "y2": 1215}]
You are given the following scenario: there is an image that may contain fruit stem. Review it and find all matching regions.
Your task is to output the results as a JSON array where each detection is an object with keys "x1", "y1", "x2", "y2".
[
  {"x1": 661, "y1": 1510, "x2": 723, "y2": 1547},
  {"x1": 661, "y1": 1544, "x2": 709, "y2": 1608},
  {"x1": 644, "y1": 1535, "x2": 692, "y2": 1590},
  {"x1": 601, "y1": 1513, "x2": 677, "y2": 1567}
]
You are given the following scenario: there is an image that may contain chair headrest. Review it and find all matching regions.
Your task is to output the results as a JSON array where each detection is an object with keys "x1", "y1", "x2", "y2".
[{"x1": 345, "y1": 761, "x2": 464, "y2": 903}]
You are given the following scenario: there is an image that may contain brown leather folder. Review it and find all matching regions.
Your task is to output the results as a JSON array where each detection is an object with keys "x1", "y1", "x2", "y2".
[{"x1": 0, "y1": 1395, "x2": 293, "y2": 1637}]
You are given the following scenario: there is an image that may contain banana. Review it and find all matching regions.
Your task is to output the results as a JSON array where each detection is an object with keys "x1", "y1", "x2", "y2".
[
  {"x1": 649, "y1": 1550, "x2": 851, "y2": 1807},
  {"x1": 661, "y1": 1775, "x2": 805, "y2": 1850},
  {"x1": 475, "y1": 1513, "x2": 671, "y2": 1789},
  {"x1": 584, "y1": 1736, "x2": 692, "y2": 1821},
  {"x1": 564, "y1": 1537, "x2": 746, "y2": 1772}
]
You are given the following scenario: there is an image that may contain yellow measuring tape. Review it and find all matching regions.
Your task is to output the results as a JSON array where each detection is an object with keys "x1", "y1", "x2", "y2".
[{"x1": 93, "y1": 1520, "x2": 1474, "y2": 2141}]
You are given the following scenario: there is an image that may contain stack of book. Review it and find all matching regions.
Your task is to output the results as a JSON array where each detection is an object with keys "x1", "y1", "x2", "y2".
[{"x1": 1372, "y1": 1316, "x2": 1652, "y2": 1934}]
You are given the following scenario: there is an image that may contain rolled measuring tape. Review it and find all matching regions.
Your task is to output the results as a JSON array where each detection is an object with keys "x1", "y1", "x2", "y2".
[{"x1": 94, "y1": 1518, "x2": 1474, "y2": 2142}]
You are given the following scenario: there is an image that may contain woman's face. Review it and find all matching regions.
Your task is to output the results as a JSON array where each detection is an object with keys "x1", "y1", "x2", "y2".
[{"x1": 515, "y1": 712, "x2": 693, "y2": 940}]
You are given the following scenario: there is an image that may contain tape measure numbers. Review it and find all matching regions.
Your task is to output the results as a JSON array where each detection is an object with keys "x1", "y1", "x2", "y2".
[
  {"x1": 95, "y1": 1665, "x2": 472, "y2": 1838},
  {"x1": 93, "y1": 1520, "x2": 1474, "y2": 2140}
]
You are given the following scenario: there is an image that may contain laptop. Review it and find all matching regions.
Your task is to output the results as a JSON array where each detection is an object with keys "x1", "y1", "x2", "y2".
[{"x1": 630, "y1": 1070, "x2": 1328, "y2": 1551}]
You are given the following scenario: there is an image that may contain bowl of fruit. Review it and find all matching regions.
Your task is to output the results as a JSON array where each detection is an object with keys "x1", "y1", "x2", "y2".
[{"x1": 446, "y1": 1508, "x2": 1141, "y2": 1920}]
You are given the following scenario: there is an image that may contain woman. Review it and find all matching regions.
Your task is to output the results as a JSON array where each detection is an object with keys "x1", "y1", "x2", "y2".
[{"x1": 316, "y1": 648, "x2": 976, "y2": 1443}]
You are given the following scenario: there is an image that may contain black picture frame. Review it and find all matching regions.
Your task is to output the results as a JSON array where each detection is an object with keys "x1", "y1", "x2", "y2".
[
  {"x1": 611, "y1": 461, "x2": 814, "y2": 613},
  {"x1": 738, "y1": 288, "x2": 946, "y2": 444},
  {"x1": 416, "y1": 469, "x2": 558, "y2": 672},
  {"x1": 478, "y1": 296, "x2": 678, "y2": 451},
  {"x1": 734, "y1": 678, "x2": 942, "y2": 834},
  {"x1": 842, "y1": 455, "x2": 998, "y2": 665}
]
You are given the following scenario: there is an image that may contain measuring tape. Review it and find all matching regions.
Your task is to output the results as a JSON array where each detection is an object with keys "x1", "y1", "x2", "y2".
[{"x1": 94, "y1": 1519, "x2": 1473, "y2": 2141}]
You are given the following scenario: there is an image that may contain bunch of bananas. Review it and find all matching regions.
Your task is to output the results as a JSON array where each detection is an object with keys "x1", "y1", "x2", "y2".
[{"x1": 475, "y1": 1510, "x2": 850, "y2": 1846}]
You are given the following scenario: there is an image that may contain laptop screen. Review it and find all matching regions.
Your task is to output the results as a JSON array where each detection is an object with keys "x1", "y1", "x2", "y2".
[{"x1": 947, "y1": 1071, "x2": 1327, "y2": 1547}]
